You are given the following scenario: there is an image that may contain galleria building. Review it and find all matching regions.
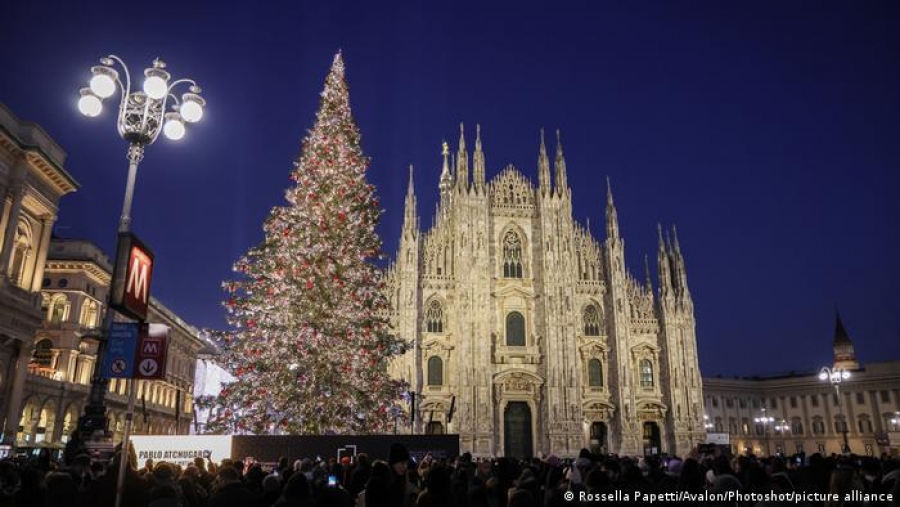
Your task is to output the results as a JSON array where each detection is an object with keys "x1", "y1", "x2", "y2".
[{"x1": 384, "y1": 126, "x2": 705, "y2": 458}]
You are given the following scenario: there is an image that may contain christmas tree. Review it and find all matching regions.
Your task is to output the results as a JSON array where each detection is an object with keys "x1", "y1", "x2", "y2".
[{"x1": 202, "y1": 52, "x2": 407, "y2": 435}]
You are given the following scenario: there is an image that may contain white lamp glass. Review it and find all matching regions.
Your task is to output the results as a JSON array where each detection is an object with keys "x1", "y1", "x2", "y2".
[
  {"x1": 78, "y1": 93, "x2": 102, "y2": 117},
  {"x1": 144, "y1": 75, "x2": 169, "y2": 100},
  {"x1": 163, "y1": 117, "x2": 185, "y2": 140},
  {"x1": 90, "y1": 73, "x2": 116, "y2": 99},
  {"x1": 180, "y1": 100, "x2": 204, "y2": 123}
]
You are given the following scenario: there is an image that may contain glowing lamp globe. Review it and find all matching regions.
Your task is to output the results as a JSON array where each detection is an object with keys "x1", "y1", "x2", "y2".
[
  {"x1": 163, "y1": 114, "x2": 185, "y2": 140},
  {"x1": 180, "y1": 99, "x2": 203, "y2": 123},
  {"x1": 78, "y1": 90, "x2": 102, "y2": 117},
  {"x1": 89, "y1": 73, "x2": 116, "y2": 99},
  {"x1": 143, "y1": 75, "x2": 169, "y2": 100},
  {"x1": 818, "y1": 371, "x2": 828, "y2": 381}
]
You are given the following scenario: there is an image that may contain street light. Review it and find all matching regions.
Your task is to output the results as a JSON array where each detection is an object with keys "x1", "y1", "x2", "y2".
[
  {"x1": 78, "y1": 55, "x2": 204, "y2": 507},
  {"x1": 891, "y1": 412, "x2": 900, "y2": 431},
  {"x1": 704, "y1": 414, "x2": 714, "y2": 430},
  {"x1": 755, "y1": 407, "x2": 775, "y2": 456},
  {"x1": 79, "y1": 56, "x2": 204, "y2": 233},
  {"x1": 819, "y1": 366, "x2": 851, "y2": 454}
]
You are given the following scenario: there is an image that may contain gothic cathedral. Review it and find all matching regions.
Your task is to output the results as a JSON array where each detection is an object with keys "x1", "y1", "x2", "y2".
[{"x1": 383, "y1": 125, "x2": 705, "y2": 458}]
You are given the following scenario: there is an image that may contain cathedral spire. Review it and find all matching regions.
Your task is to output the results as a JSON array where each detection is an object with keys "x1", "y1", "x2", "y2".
[
  {"x1": 439, "y1": 140, "x2": 452, "y2": 214},
  {"x1": 473, "y1": 124, "x2": 485, "y2": 192},
  {"x1": 456, "y1": 123, "x2": 469, "y2": 192},
  {"x1": 657, "y1": 224, "x2": 673, "y2": 297},
  {"x1": 403, "y1": 164, "x2": 418, "y2": 235},
  {"x1": 644, "y1": 254, "x2": 653, "y2": 292},
  {"x1": 605, "y1": 176, "x2": 620, "y2": 240},
  {"x1": 671, "y1": 225, "x2": 690, "y2": 297},
  {"x1": 538, "y1": 128, "x2": 551, "y2": 195},
  {"x1": 554, "y1": 129, "x2": 568, "y2": 196}
]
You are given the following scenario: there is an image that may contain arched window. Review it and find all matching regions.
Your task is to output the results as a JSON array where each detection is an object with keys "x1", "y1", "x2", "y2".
[
  {"x1": 583, "y1": 305, "x2": 601, "y2": 336},
  {"x1": 587, "y1": 359, "x2": 603, "y2": 387},
  {"x1": 9, "y1": 220, "x2": 32, "y2": 287},
  {"x1": 80, "y1": 300, "x2": 99, "y2": 328},
  {"x1": 427, "y1": 357, "x2": 443, "y2": 386},
  {"x1": 812, "y1": 418, "x2": 825, "y2": 435},
  {"x1": 48, "y1": 294, "x2": 68, "y2": 324},
  {"x1": 858, "y1": 417, "x2": 872, "y2": 434},
  {"x1": 31, "y1": 339, "x2": 53, "y2": 368},
  {"x1": 506, "y1": 312, "x2": 525, "y2": 346},
  {"x1": 502, "y1": 231, "x2": 523, "y2": 278},
  {"x1": 640, "y1": 359, "x2": 654, "y2": 387},
  {"x1": 834, "y1": 417, "x2": 848, "y2": 434},
  {"x1": 425, "y1": 300, "x2": 444, "y2": 333}
]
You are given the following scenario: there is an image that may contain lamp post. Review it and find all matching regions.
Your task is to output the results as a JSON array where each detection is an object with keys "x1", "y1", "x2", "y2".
[
  {"x1": 819, "y1": 366, "x2": 851, "y2": 454},
  {"x1": 78, "y1": 55, "x2": 204, "y2": 507},
  {"x1": 774, "y1": 418, "x2": 790, "y2": 455},
  {"x1": 754, "y1": 408, "x2": 774, "y2": 456},
  {"x1": 704, "y1": 414, "x2": 714, "y2": 430}
]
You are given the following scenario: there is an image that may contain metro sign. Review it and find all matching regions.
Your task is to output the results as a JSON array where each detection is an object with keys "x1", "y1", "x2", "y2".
[{"x1": 110, "y1": 232, "x2": 154, "y2": 321}]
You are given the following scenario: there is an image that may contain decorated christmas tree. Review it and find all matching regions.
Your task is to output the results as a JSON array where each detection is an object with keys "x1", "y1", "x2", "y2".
[{"x1": 202, "y1": 52, "x2": 407, "y2": 435}]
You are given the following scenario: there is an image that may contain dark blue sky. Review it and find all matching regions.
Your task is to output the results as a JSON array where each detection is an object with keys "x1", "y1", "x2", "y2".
[{"x1": 2, "y1": 1, "x2": 898, "y2": 376}]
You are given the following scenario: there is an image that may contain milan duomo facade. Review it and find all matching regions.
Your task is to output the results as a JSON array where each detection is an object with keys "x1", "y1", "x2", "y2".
[{"x1": 384, "y1": 126, "x2": 705, "y2": 458}]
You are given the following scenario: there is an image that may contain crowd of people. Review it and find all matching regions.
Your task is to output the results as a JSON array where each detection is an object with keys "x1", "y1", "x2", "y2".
[{"x1": 1, "y1": 443, "x2": 899, "y2": 507}]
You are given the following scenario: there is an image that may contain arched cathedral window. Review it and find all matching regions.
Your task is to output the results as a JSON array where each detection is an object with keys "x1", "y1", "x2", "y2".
[
  {"x1": 583, "y1": 305, "x2": 601, "y2": 336},
  {"x1": 427, "y1": 356, "x2": 443, "y2": 386},
  {"x1": 502, "y1": 231, "x2": 523, "y2": 278},
  {"x1": 506, "y1": 312, "x2": 525, "y2": 346},
  {"x1": 640, "y1": 359, "x2": 654, "y2": 388},
  {"x1": 588, "y1": 359, "x2": 603, "y2": 387},
  {"x1": 425, "y1": 300, "x2": 444, "y2": 333}
]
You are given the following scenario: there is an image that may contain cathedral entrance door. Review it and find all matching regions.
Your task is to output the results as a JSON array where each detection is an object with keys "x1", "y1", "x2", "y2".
[
  {"x1": 642, "y1": 421, "x2": 661, "y2": 456},
  {"x1": 504, "y1": 402, "x2": 533, "y2": 458},
  {"x1": 590, "y1": 422, "x2": 608, "y2": 453}
]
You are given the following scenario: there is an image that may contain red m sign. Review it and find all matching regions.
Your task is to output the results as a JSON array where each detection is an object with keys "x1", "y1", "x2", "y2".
[{"x1": 111, "y1": 233, "x2": 154, "y2": 321}]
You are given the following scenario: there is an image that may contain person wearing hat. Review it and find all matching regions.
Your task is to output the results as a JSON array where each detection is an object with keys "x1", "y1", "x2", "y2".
[{"x1": 388, "y1": 443, "x2": 419, "y2": 507}]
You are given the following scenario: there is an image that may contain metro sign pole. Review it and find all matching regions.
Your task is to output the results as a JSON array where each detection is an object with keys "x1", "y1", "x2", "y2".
[{"x1": 80, "y1": 234, "x2": 154, "y2": 443}]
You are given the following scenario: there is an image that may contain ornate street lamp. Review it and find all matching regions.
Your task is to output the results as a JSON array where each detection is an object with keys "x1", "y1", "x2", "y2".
[
  {"x1": 704, "y1": 414, "x2": 714, "y2": 430},
  {"x1": 819, "y1": 366, "x2": 851, "y2": 454},
  {"x1": 79, "y1": 55, "x2": 205, "y2": 233},
  {"x1": 77, "y1": 55, "x2": 204, "y2": 507},
  {"x1": 755, "y1": 407, "x2": 775, "y2": 456}
]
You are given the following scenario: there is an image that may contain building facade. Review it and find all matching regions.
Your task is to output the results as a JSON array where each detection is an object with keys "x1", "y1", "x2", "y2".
[
  {"x1": 0, "y1": 103, "x2": 78, "y2": 446},
  {"x1": 703, "y1": 317, "x2": 900, "y2": 457},
  {"x1": 384, "y1": 126, "x2": 704, "y2": 457},
  {"x1": 15, "y1": 238, "x2": 207, "y2": 451}
]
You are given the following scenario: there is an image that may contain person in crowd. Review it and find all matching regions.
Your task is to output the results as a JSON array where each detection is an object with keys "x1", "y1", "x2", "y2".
[{"x1": 207, "y1": 466, "x2": 258, "y2": 507}]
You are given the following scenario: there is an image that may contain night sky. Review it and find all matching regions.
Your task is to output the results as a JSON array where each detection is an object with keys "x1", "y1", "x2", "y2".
[{"x1": 2, "y1": 1, "x2": 898, "y2": 377}]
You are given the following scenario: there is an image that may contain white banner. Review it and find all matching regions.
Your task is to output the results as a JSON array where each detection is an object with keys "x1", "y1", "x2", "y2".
[
  {"x1": 131, "y1": 435, "x2": 232, "y2": 467},
  {"x1": 706, "y1": 432, "x2": 731, "y2": 445}
]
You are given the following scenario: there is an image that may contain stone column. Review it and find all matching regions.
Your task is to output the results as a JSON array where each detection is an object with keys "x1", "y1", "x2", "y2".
[
  {"x1": 0, "y1": 186, "x2": 26, "y2": 277},
  {"x1": 29, "y1": 217, "x2": 55, "y2": 292},
  {"x1": 2, "y1": 341, "x2": 34, "y2": 445}
]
